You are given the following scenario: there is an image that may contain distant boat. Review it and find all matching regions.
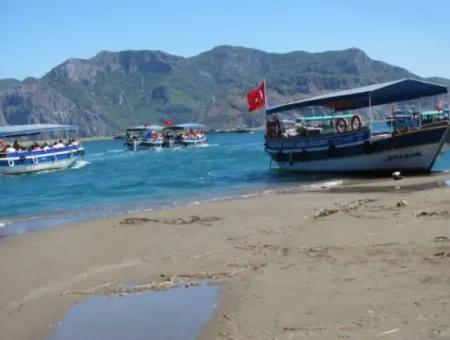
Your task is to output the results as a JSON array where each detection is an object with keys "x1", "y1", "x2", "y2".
[
  {"x1": 265, "y1": 79, "x2": 449, "y2": 173},
  {"x1": 124, "y1": 125, "x2": 165, "y2": 150},
  {"x1": 113, "y1": 134, "x2": 125, "y2": 140},
  {"x1": 386, "y1": 109, "x2": 449, "y2": 131},
  {"x1": 0, "y1": 124, "x2": 85, "y2": 175},
  {"x1": 164, "y1": 123, "x2": 207, "y2": 147}
]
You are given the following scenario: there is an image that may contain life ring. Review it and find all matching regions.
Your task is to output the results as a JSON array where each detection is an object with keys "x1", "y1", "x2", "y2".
[
  {"x1": 351, "y1": 115, "x2": 363, "y2": 130},
  {"x1": 0, "y1": 139, "x2": 5, "y2": 151},
  {"x1": 7, "y1": 159, "x2": 14, "y2": 167},
  {"x1": 335, "y1": 118, "x2": 348, "y2": 133}
]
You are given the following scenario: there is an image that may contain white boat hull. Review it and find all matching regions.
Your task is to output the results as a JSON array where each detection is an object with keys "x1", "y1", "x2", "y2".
[
  {"x1": 274, "y1": 143, "x2": 442, "y2": 173},
  {"x1": 0, "y1": 157, "x2": 77, "y2": 175}
]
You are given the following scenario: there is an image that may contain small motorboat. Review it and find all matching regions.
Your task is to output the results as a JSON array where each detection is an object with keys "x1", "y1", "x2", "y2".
[{"x1": 0, "y1": 124, "x2": 85, "y2": 175}]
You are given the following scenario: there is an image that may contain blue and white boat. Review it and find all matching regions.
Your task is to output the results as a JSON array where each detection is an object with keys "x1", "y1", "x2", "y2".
[
  {"x1": 265, "y1": 79, "x2": 449, "y2": 173},
  {"x1": 0, "y1": 124, "x2": 85, "y2": 175},
  {"x1": 124, "y1": 125, "x2": 165, "y2": 150}
]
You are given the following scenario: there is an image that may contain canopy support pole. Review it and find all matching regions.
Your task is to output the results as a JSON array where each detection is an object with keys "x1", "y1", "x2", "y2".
[
  {"x1": 447, "y1": 92, "x2": 450, "y2": 119},
  {"x1": 418, "y1": 97, "x2": 422, "y2": 128},
  {"x1": 368, "y1": 94, "x2": 373, "y2": 128},
  {"x1": 332, "y1": 105, "x2": 335, "y2": 133}
]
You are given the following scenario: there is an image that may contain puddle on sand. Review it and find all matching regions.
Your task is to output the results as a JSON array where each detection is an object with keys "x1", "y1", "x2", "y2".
[{"x1": 48, "y1": 283, "x2": 219, "y2": 340}]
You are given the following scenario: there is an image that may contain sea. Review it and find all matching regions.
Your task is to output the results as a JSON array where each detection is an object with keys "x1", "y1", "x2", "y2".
[{"x1": 1, "y1": 130, "x2": 450, "y2": 237}]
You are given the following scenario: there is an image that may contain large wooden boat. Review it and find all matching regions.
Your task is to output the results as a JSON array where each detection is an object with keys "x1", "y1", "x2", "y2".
[{"x1": 265, "y1": 79, "x2": 449, "y2": 173}]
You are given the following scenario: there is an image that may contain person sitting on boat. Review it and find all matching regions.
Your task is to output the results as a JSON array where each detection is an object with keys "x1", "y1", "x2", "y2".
[
  {"x1": 42, "y1": 142, "x2": 50, "y2": 151},
  {"x1": 6, "y1": 144, "x2": 16, "y2": 153},
  {"x1": 13, "y1": 141, "x2": 25, "y2": 151},
  {"x1": 53, "y1": 140, "x2": 65, "y2": 149},
  {"x1": 31, "y1": 143, "x2": 42, "y2": 151}
]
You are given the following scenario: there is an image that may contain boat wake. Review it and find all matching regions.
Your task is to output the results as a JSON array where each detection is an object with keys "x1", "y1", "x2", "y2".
[{"x1": 72, "y1": 160, "x2": 90, "y2": 169}]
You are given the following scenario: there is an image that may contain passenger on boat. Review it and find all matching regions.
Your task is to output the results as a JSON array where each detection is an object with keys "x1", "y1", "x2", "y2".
[
  {"x1": 6, "y1": 145, "x2": 16, "y2": 153},
  {"x1": 53, "y1": 140, "x2": 65, "y2": 149},
  {"x1": 43, "y1": 142, "x2": 50, "y2": 151},
  {"x1": 13, "y1": 141, "x2": 25, "y2": 151}
]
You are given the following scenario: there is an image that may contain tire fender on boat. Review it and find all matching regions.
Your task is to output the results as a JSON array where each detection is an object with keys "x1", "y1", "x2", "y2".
[
  {"x1": 32, "y1": 156, "x2": 38, "y2": 165},
  {"x1": 289, "y1": 152, "x2": 294, "y2": 166},
  {"x1": 7, "y1": 159, "x2": 14, "y2": 167},
  {"x1": 300, "y1": 149, "x2": 308, "y2": 162},
  {"x1": 335, "y1": 118, "x2": 348, "y2": 133},
  {"x1": 328, "y1": 143, "x2": 337, "y2": 156},
  {"x1": 363, "y1": 140, "x2": 374, "y2": 154}
]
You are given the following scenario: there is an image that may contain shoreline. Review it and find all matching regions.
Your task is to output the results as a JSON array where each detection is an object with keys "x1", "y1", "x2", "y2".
[
  {"x1": 2, "y1": 171, "x2": 449, "y2": 239},
  {"x1": 1, "y1": 174, "x2": 450, "y2": 339}
]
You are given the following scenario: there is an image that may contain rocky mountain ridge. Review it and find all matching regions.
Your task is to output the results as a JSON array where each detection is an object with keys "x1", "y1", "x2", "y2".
[{"x1": 0, "y1": 46, "x2": 448, "y2": 136}]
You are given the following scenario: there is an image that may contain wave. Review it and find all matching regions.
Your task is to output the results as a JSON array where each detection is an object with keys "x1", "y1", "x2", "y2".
[{"x1": 72, "y1": 160, "x2": 90, "y2": 169}]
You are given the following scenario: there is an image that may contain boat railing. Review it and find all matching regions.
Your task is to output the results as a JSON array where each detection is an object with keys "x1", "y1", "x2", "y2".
[{"x1": 1, "y1": 144, "x2": 82, "y2": 158}]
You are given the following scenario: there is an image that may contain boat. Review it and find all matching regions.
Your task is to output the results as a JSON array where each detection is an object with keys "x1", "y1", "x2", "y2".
[
  {"x1": 0, "y1": 124, "x2": 85, "y2": 175},
  {"x1": 124, "y1": 125, "x2": 165, "y2": 150},
  {"x1": 164, "y1": 123, "x2": 207, "y2": 147},
  {"x1": 264, "y1": 78, "x2": 449, "y2": 173}
]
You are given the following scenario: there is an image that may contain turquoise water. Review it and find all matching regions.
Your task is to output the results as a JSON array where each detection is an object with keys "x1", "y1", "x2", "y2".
[{"x1": 1, "y1": 130, "x2": 449, "y2": 236}]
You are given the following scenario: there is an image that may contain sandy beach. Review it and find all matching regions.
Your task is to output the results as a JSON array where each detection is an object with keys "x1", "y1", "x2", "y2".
[{"x1": 1, "y1": 174, "x2": 450, "y2": 340}]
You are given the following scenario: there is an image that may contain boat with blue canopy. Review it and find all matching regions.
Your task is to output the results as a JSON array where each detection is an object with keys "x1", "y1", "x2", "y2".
[
  {"x1": 264, "y1": 78, "x2": 449, "y2": 173},
  {"x1": 0, "y1": 124, "x2": 85, "y2": 175}
]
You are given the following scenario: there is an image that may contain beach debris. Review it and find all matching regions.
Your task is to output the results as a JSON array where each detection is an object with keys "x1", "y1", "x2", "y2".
[
  {"x1": 434, "y1": 236, "x2": 450, "y2": 243},
  {"x1": 184, "y1": 281, "x2": 197, "y2": 288},
  {"x1": 377, "y1": 328, "x2": 399, "y2": 336},
  {"x1": 396, "y1": 200, "x2": 408, "y2": 207},
  {"x1": 219, "y1": 332, "x2": 237, "y2": 340},
  {"x1": 178, "y1": 270, "x2": 241, "y2": 279},
  {"x1": 120, "y1": 215, "x2": 221, "y2": 226},
  {"x1": 314, "y1": 207, "x2": 338, "y2": 218},
  {"x1": 434, "y1": 252, "x2": 446, "y2": 257},
  {"x1": 415, "y1": 210, "x2": 449, "y2": 218},
  {"x1": 392, "y1": 171, "x2": 402, "y2": 180},
  {"x1": 344, "y1": 198, "x2": 378, "y2": 211},
  {"x1": 120, "y1": 217, "x2": 154, "y2": 225}
]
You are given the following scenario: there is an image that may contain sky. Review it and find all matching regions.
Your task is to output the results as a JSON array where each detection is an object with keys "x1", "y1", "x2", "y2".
[{"x1": 2, "y1": 0, "x2": 450, "y2": 80}]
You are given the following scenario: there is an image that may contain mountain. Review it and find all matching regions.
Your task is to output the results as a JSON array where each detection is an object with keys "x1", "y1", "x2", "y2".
[
  {"x1": 0, "y1": 78, "x2": 21, "y2": 92},
  {"x1": 0, "y1": 46, "x2": 448, "y2": 136}
]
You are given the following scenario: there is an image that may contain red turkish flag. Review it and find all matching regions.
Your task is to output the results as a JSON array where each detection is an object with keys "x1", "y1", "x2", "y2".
[
  {"x1": 163, "y1": 119, "x2": 173, "y2": 126},
  {"x1": 247, "y1": 82, "x2": 266, "y2": 112}
]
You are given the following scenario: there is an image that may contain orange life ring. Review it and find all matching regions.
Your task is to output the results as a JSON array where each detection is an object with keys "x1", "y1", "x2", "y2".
[
  {"x1": 335, "y1": 117, "x2": 348, "y2": 133},
  {"x1": 350, "y1": 115, "x2": 363, "y2": 130}
]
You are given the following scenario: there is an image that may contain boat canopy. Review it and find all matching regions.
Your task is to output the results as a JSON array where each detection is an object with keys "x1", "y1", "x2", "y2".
[
  {"x1": 126, "y1": 125, "x2": 164, "y2": 132},
  {"x1": 0, "y1": 124, "x2": 78, "y2": 138},
  {"x1": 266, "y1": 78, "x2": 448, "y2": 114},
  {"x1": 170, "y1": 123, "x2": 206, "y2": 130}
]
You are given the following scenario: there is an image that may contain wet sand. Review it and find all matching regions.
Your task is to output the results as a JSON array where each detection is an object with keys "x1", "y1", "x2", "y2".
[{"x1": 1, "y1": 173, "x2": 450, "y2": 339}]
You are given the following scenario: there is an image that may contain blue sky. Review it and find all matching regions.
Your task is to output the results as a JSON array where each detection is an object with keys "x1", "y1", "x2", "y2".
[{"x1": 2, "y1": 0, "x2": 450, "y2": 80}]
